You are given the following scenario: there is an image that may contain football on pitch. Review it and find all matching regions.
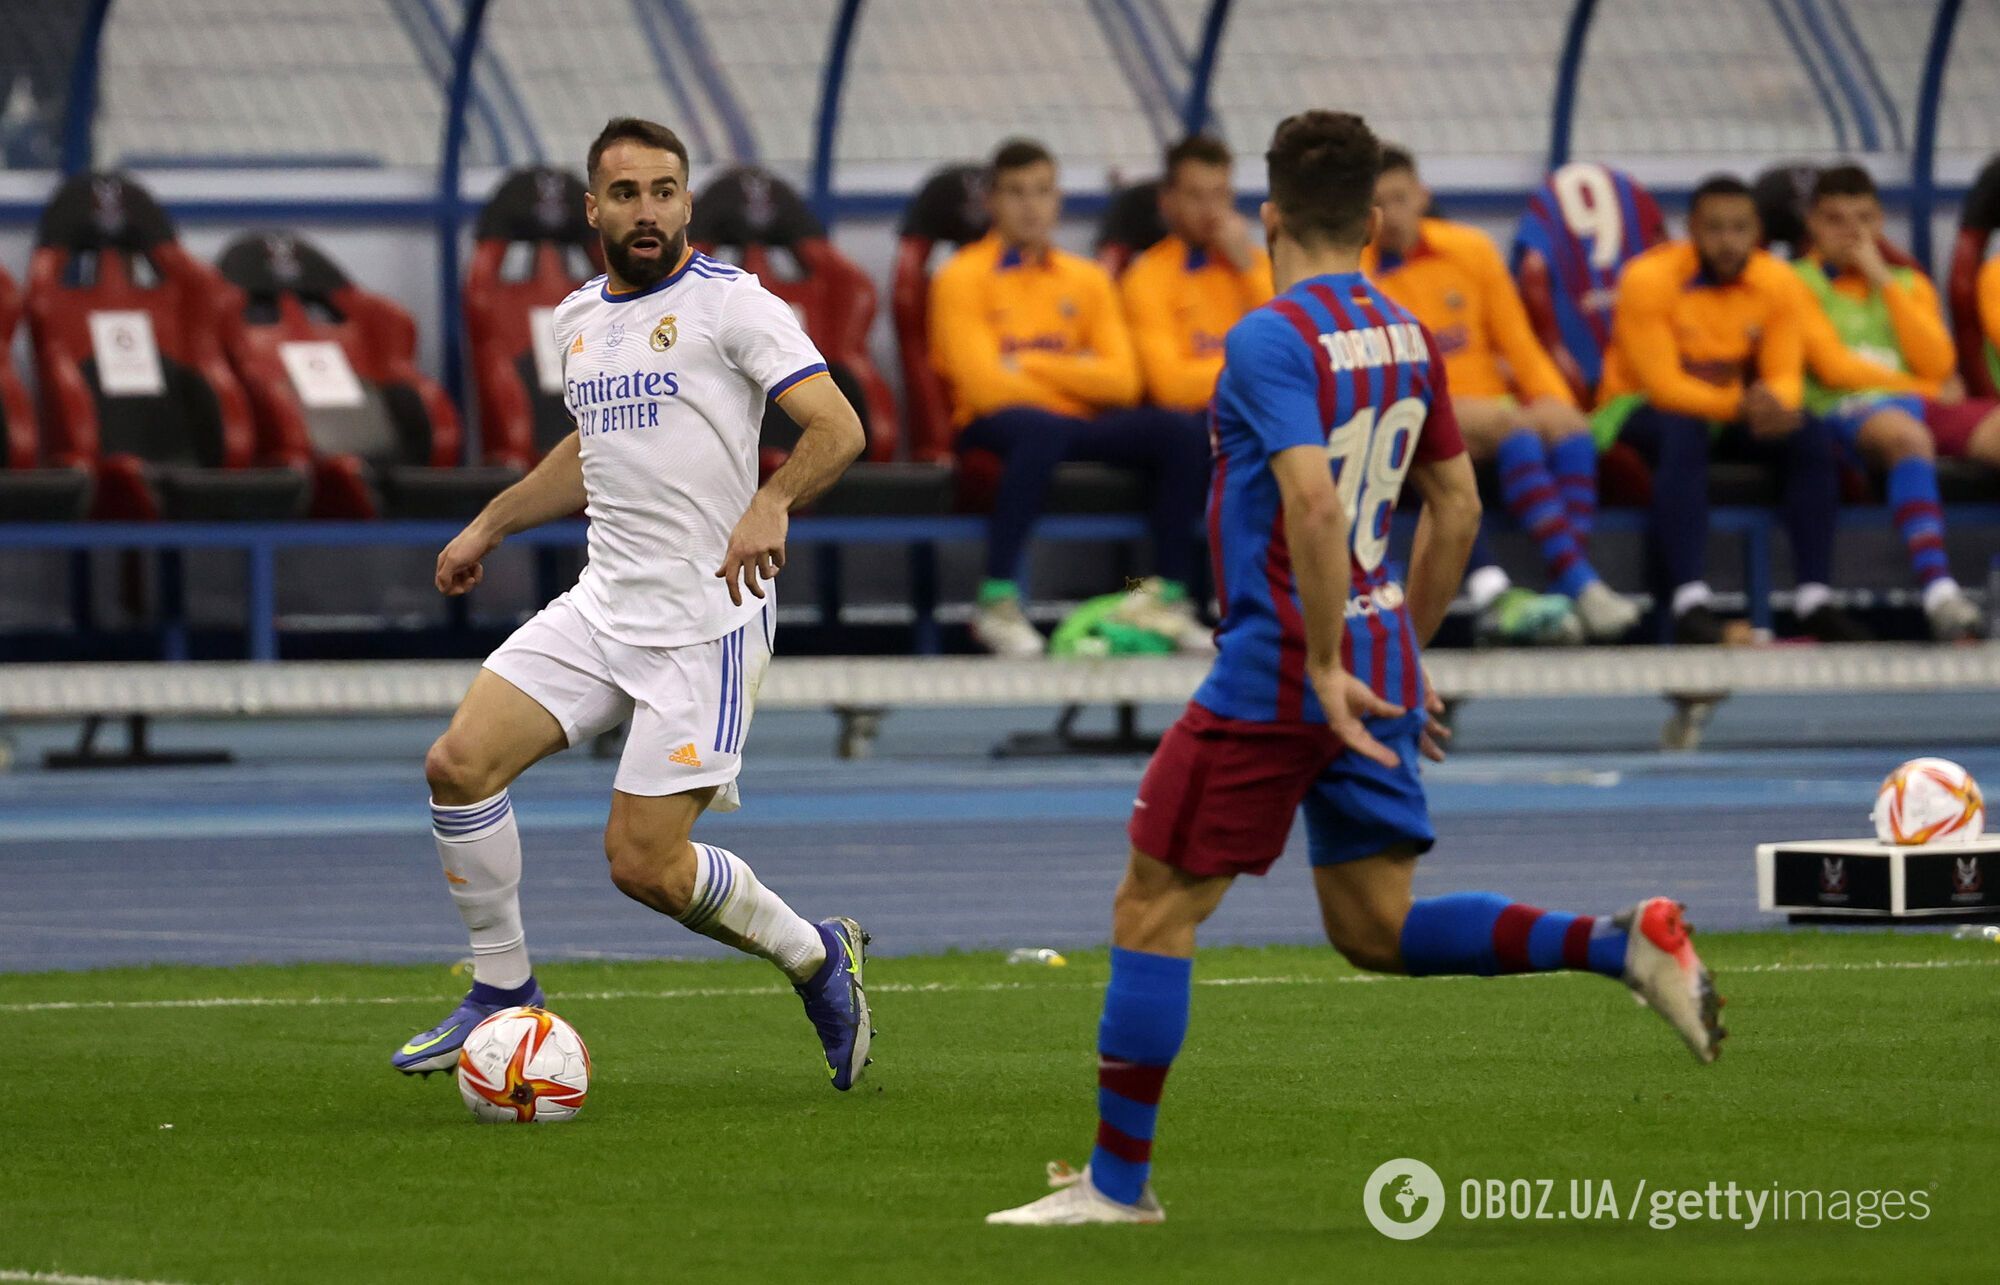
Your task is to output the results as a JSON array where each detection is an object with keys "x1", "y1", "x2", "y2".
[
  {"x1": 456, "y1": 1005, "x2": 591, "y2": 1123},
  {"x1": 1871, "y1": 757, "x2": 1985, "y2": 846}
]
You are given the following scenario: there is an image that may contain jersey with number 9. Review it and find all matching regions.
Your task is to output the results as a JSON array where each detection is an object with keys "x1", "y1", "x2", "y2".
[{"x1": 1193, "y1": 271, "x2": 1464, "y2": 727}]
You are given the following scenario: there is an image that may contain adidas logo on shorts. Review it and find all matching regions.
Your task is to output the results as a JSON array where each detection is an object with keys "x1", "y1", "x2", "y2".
[{"x1": 667, "y1": 743, "x2": 703, "y2": 768}]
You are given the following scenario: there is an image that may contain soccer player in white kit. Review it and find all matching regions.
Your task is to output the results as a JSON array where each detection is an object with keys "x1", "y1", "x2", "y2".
[{"x1": 392, "y1": 118, "x2": 875, "y2": 1089}]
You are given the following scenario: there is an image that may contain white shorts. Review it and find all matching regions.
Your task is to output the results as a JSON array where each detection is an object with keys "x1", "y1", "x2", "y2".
[{"x1": 483, "y1": 590, "x2": 774, "y2": 811}]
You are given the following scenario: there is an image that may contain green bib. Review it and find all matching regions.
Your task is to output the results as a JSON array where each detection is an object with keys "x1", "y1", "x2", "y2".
[{"x1": 1792, "y1": 259, "x2": 1912, "y2": 414}]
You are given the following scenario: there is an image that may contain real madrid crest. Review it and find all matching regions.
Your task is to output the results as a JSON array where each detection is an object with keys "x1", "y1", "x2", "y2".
[{"x1": 650, "y1": 314, "x2": 679, "y2": 352}]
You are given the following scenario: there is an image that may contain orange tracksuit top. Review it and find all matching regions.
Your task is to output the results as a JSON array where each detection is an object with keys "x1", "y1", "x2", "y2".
[
  {"x1": 1118, "y1": 235, "x2": 1272, "y2": 411},
  {"x1": 1980, "y1": 257, "x2": 2000, "y2": 382},
  {"x1": 1599, "y1": 241, "x2": 1808, "y2": 420},
  {"x1": 928, "y1": 234, "x2": 1141, "y2": 426},
  {"x1": 1360, "y1": 217, "x2": 1574, "y2": 406}
]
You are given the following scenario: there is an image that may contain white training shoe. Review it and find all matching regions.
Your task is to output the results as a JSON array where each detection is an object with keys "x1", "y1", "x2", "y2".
[
  {"x1": 1617, "y1": 897, "x2": 1726, "y2": 1064},
  {"x1": 1574, "y1": 580, "x2": 1642, "y2": 642},
  {"x1": 985, "y1": 1162, "x2": 1164, "y2": 1226},
  {"x1": 1926, "y1": 589, "x2": 1985, "y2": 642},
  {"x1": 971, "y1": 596, "x2": 1048, "y2": 657},
  {"x1": 1112, "y1": 577, "x2": 1216, "y2": 653}
]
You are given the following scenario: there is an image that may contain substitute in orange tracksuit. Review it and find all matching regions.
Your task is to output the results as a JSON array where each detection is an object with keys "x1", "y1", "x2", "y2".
[
  {"x1": 1365, "y1": 147, "x2": 1637, "y2": 644},
  {"x1": 1117, "y1": 135, "x2": 1272, "y2": 413},
  {"x1": 930, "y1": 138, "x2": 1211, "y2": 656},
  {"x1": 1595, "y1": 175, "x2": 1864, "y2": 644}
]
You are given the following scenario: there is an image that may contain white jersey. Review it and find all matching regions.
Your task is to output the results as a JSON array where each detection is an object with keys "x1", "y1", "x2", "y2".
[{"x1": 549, "y1": 250, "x2": 827, "y2": 648}]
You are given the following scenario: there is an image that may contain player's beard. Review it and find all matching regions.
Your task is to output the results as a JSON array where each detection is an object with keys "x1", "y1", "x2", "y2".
[{"x1": 604, "y1": 226, "x2": 685, "y2": 292}]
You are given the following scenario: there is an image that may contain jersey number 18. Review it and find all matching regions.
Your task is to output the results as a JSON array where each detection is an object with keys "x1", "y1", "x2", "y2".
[{"x1": 1325, "y1": 397, "x2": 1424, "y2": 573}]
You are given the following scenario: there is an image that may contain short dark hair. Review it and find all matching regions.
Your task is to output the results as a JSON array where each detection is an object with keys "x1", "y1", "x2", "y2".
[
  {"x1": 1163, "y1": 134, "x2": 1232, "y2": 183},
  {"x1": 1812, "y1": 163, "x2": 1878, "y2": 205},
  {"x1": 1690, "y1": 173, "x2": 1755, "y2": 216},
  {"x1": 587, "y1": 117, "x2": 689, "y2": 187},
  {"x1": 1377, "y1": 145, "x2": 1417, "y2": 178},
  {"x1": 990, "y1": 137, "x2": 1056, "y2": 180},
  {"x1": 1264, "y1": 110, "x2": 1382, "y2": 248}
]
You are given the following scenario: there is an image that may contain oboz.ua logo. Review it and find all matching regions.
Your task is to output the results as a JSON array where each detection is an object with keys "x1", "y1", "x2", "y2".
[{"x1": 1364, "y1": 1157, "x2": 1445, "y2": 1240}]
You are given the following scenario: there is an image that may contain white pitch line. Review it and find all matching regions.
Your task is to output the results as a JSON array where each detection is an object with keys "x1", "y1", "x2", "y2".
[
  {"x1": 1, "y1": 1271, "x2": 190, "y2": 1285},
  {"x1": 2, "y1": 955, "x2": 1994, "y2": 1015}
]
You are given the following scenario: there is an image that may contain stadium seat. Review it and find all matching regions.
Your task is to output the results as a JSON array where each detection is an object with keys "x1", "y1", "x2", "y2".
[
  {"x1": 216, "y1": 232, "x2": 516, "y2": 520},
  {"x1": 1751, "y1": 162, "x2": 1921, "y2": 271},
  {"x1": 1511, "y1": 161, "x2": 1665, "y2": 405},
  {"x1": 1947, "y1": 154, "x2": 2000, "y2": 399},
  {"x1": 893, "y1": 164, "x2": 989, "y2": 464},
  {"x1": 26, "y1": 173, "x2": 307, "y2": 520},
  {"x1": 690, "y1": 166, "x2": 897, "y2": 473},
  {"x1": 1752, "y1": 163, "x2": 1820, "y2": 258},
  {"x1": 1094, "y1": 178, "x2": 1166, "y2": 277},
  {"x1": 0, "y1": 260, "x2": 90, "y2": 520},
  {"x1": 464, "y1": 166, "x2": 603, "y2": 471}
]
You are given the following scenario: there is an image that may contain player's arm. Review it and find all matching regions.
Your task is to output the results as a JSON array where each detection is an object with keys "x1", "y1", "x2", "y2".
[
  {"x1": 1879, "y1": 270, "x2": 1956, "y2": 383},
  {"x1": 1474, "y1": 234, "x2": 1575, "y2": 406},
  {"x1": 1404, "y1": 332, "x2": 1481, "y2": 646},
  {"x1": 1611, "y1": 269, "x2": 1742, "y2": 421},
  {"x1": 1122, "y1": 262, "x2": 1220, "y2": 409},
  {"x1": 1270, "y1": 446, "x2": 1400, "y2": 768},
  {"x1": 715, "y1": 374, "x2": 867, "y2": 606},
  {"x1": 929, "y1": 258, "x2": 1063, "y2": 416},
  {"x1": 1982, "y1": 258, "x2": 2000, "y2": 356},
  {"x1": 1799, "y1": 298, "x2": 1922, "y2": 392},
  {"x1": 435, "y1": 430, "x2": 583, "y2": 596},
  {"x1": 1015, "y1": 269, "x2": 1143, "y2": 408}
]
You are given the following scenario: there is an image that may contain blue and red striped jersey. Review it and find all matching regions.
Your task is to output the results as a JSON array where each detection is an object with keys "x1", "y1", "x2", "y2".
[
  {"x1": 1510, "y1": 162, "x2": 1665, "y2": 394},
  {"x1": 1192, "y1": 271, "x2": 1465, "y2": 725}
]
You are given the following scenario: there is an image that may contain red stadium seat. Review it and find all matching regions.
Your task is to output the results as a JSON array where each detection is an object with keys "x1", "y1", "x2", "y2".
[
  {"x1": 1094, "y1": 178, "x2": 1165, "y2": 278},
  {"x1": 690, "y1": 167, "x2": 896, "y2": 473},
  {"x1": 0, "y1": 260, "x2": 90, "y2": 519},
  {"x1": 216, "y1": 232, "x2": 518, "y2": 519},
  {"x1": 892, "y1": 164, "x2": 988, "y2": 463},
  {"x1": 26, "y1": 173, "x2": 307, "y2": 520},
  {"x1": 464, "y1": 167, "x2": 603, "y2": 471},
  {"x1": 1947, "y1": 154, "x2": 2000, "y2": 399}
]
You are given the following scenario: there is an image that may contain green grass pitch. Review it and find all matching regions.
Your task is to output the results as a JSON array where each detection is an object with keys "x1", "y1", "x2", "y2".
[{"x1": 3, "y1": 931, "x2": 1991, "y2": 1283}]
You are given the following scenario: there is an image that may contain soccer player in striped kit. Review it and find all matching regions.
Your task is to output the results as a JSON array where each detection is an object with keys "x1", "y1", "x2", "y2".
[
  {"x1": 988, "y1": 111, "x2": 1725, "y2": 1226},
  {"x1": 393, "y1": 118, "x2": 874, "y2": 1091}
]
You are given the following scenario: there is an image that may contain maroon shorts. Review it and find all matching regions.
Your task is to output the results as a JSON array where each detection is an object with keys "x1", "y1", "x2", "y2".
[
  {"x1": 1923, "y1": 397, "x2": 1999, "y2": 458},
  {"x1": 1128, "y1": 701, "x2": 1342, "y2": 879}
]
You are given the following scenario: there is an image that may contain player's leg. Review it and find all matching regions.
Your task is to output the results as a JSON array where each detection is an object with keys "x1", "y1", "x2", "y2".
[
  {"x1": 396, "y1": 604, "x2": 631, "y2": 1074},
  {"x1": 1728, "y1": 417, "x2": 1868, "y2": 641},
  {"x1": 1302, "y1": 716, "x2": 1725, "y2": 1063},
  {"x1": 1532, "y1": 397, "x2": 1601, "y2": 540},
  {"x1": 1959, "y1": 400, "x2": 2000, "y2": 471},
  {"x1": 990, "y1": 704, "x2": 1319, "y2": 1225},
  {"x1": 1849, "y1": 399, "x2": 1980, "y2": 639},
  {"x1": 955, "y1": 407, "x2": 1084, "y2": 655},
  {"x1": 1456, "y1": 395, "x2": 1582, "y2": 645},
  {"x1": 600, "y1": 607, "x2": 870, "y2": 1089},
  {"x1": 1618, "y1": 403, "x2": 1721, "y2": 642},
  {"x1": 1065, "y1": 407, "x2": 1214, "y2": 651}
]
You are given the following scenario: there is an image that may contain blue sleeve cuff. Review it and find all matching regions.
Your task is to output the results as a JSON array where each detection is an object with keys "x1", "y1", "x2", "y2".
[{"x1": 768, "y1": 362, "x2": 829, "y2": 401}]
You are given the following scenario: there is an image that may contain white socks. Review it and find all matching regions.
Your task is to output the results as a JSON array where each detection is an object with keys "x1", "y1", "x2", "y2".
[
  {"x1": 1923, "y1": 577, "x2": 1963, "y2": 612},
  {"x1": 1792, "y1": 581, "x2": 1831, "y2": 620},
  {"x1": 430, "y1": 791, "x2": 532, "y2": 989},
  {"x1": 1672, "y1": 581, "x2": 1713, "y2": 617},
  {"x1": 680, "y1": 843, "x2": 828, "y2": 983},
  {"x1": 1466, "y1": 565, "x2": 1511, "y2": 613}
]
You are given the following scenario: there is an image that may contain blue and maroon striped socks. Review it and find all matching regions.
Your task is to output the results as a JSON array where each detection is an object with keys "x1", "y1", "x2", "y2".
[
  {"x1": 1497, "y1": 430, "x2": 1597, "y2": 598},
  {"x1": 1089, "y1": 947, "x2": 1192, "y2": 1205},
  {"x1": 1548, "y1": 431, "x2": 1600, "y2": 540},
  {"x1": 1399, "y1": 891, "x2": 1627, "y2": 978},
  {"x1": 1887, "y1": 457, "x2": 1952, "y2": 592}
]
